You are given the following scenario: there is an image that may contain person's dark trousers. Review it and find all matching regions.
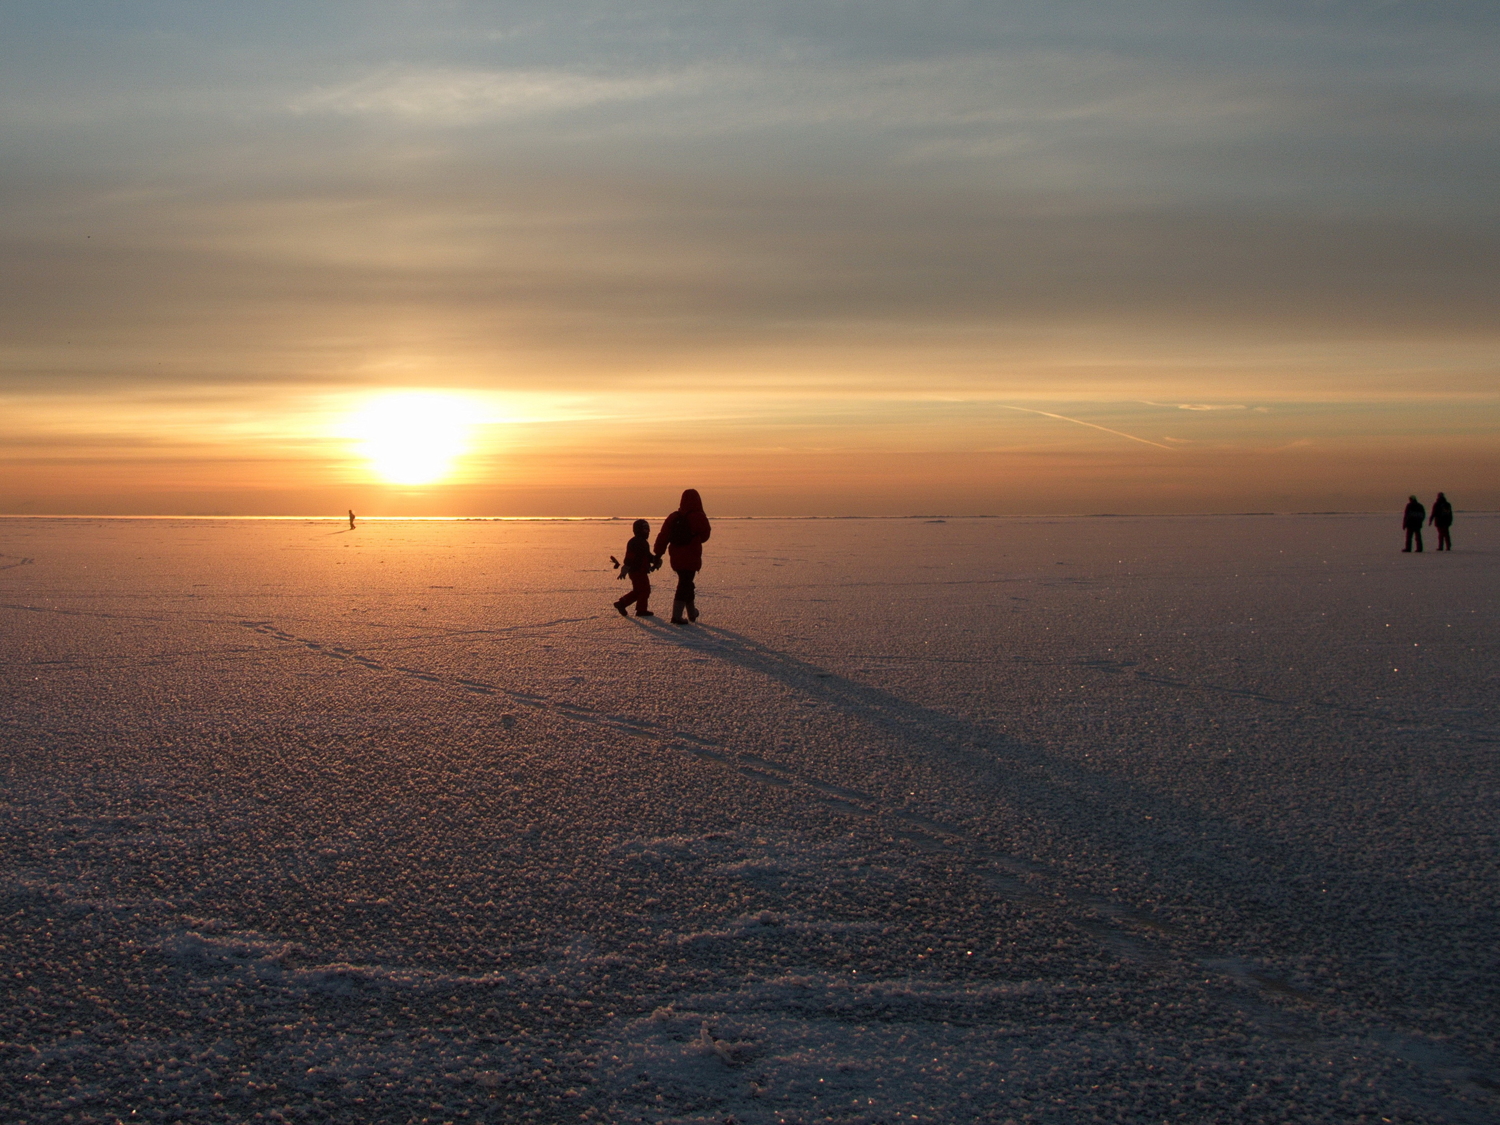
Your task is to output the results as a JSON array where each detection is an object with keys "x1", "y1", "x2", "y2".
[
  {"x1": 1436, "y1": 526, "x2": 1451, "y2": 551},
  {"x1": 672, "y1": 568, "x2": 699, "y2": 623},
  {"x1": 1404, "y1": 527, "x2": 1423, "y2": 552},
  {"x1": 674, "y1": 568, "x2": 696, "y2": 607},
  {"x1": 615, "y1": 572, "x2": 651, "y2": 614}
]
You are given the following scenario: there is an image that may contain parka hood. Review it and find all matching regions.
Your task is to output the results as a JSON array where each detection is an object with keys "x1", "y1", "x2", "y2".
[{"x1": 679, "y1": 489, "x2": 704, "y2": 513}]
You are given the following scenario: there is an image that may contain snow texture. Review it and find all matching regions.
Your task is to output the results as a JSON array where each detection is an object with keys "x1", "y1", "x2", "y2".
[{"x1": 1, "y1": 514, "x2": 1497, "y2": 1124}]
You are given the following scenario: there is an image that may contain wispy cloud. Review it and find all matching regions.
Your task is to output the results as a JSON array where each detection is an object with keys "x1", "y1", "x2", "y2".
[
  {"x1": 1139, "y1": 401, "x2": 1248, "y2": 411},
  {"x1": 289, "y1": 67, "x2": 690, "y2": 124}
]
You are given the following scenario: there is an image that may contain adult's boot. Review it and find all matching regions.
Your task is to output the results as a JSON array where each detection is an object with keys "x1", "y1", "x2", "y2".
[{"x1": 671, "y1": 598, "x2": 687, "y2": 625}]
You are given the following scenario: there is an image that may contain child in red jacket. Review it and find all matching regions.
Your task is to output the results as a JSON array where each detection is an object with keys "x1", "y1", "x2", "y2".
[{"x1": 612, "y1": 519, "x2": 659, "y2": 617}]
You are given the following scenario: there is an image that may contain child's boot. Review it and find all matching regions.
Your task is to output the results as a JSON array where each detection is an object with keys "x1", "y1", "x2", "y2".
[{"x1": 613, "y1": 598, "x2": 629, "y2": 617}]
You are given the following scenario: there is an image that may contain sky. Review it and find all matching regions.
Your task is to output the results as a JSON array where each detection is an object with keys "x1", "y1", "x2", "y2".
[{"x1": 1, "y1": 0, "x2": 1496, "y2": 516}]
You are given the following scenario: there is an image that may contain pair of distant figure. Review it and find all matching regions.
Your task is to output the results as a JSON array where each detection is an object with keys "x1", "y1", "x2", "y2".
[
  {"x1": 612, "y1": 489, "x2": 712, "y2": 625},
  {"x1": 1402, "y1": 493, "x2": 1453, "y2": 553}
]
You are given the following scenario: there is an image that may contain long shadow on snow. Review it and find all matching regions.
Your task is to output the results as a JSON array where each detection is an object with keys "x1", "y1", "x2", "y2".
[{"x1": 661, "y1": 624, "x2": 1496, "y2": 1038}]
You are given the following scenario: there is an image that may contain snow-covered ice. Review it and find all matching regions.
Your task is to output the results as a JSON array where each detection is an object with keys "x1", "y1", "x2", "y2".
[{"x1": 1, "y1": 513, "x2": 1496, "y2": 1124}]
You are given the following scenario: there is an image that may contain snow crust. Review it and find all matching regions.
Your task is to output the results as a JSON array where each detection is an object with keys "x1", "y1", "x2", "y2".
[{"x1": 2, "y1": 514, "x2": 1496, "y2": 1123}]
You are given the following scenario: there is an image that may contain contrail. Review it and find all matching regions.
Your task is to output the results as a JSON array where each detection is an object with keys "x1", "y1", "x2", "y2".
[{"x1": 996, "y1": 405, "x2": 1175, "y2": 451}]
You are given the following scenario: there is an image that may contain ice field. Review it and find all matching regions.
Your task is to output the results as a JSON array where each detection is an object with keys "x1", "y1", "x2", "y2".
[{"x1": 2, "y1": 513, "x2": 1497, "y2": 1124}]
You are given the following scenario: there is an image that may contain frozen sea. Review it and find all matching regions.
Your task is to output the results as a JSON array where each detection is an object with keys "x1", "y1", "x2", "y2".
[{"x1": 2, "y1": 513, "x2": 1497, "y2": 1125}]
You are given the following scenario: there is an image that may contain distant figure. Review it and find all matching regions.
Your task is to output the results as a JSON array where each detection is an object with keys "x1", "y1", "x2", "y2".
[
  {"x1": 612, "y1": 519, "x2": 658, "y2": 618},
  {"x1": 348, "y1": 509, "x2": 356, "y2": 530},
  {"x1": 1429, "y1": 492, "x2": 1453, "y2": 551},
  {"x1": 1402, "y1": 495, "x2": 1425, "y2": 552},
  {"x1": 654, "y1": 489, "x2": 712, "y2": 625}
]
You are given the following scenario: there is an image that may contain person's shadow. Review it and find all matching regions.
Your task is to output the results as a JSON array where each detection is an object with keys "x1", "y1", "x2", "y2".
[
  {"x1": 643, "y1": 622, "x2": 1494, "y2": 1037},
  {"x1": 657, "y1": 622, "x2": 1192, "y2": 835}
]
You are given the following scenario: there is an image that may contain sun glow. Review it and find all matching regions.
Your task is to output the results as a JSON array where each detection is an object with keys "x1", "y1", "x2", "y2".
[{"x1": 347, "y1": 391, "x2": 477, "y2": 485}]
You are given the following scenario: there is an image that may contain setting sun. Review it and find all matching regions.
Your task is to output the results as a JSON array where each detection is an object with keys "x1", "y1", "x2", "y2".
[{"x1": 346, "y1": 391, "x2": 477, "y2": 485}]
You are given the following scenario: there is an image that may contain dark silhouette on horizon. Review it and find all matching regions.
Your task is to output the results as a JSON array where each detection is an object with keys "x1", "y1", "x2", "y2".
[
  {"x1": 654, "y1": 489, "x2": 712, "y2": 625},
  {"x1": 1402, "y1": 495, "x2": 1425, "y2": 552},
  {"x1": 1429, "y1": 492, "x2": 1453, "y2": 551},
  {"x1": 612, "y1": 519, "x2": 659, "y2": 618},
  {"x1": 348, "y1": 509, "x2": 356, "y2": 530}
]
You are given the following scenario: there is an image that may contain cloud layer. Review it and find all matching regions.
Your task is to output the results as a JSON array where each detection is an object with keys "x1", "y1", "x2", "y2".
[{"x1": 0, "y1": 1, "x2": 1496, "y2": 511}]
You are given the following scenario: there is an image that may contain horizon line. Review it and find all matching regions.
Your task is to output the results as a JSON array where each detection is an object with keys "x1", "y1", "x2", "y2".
[{"x1": 3, "y1": 511, "x2": 1487, "y2": 522}]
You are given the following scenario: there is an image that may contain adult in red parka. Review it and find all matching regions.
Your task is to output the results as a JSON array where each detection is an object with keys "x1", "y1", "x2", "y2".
[{"x1": 653, "y1": 489, "x2": 712, "y2": 625}]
